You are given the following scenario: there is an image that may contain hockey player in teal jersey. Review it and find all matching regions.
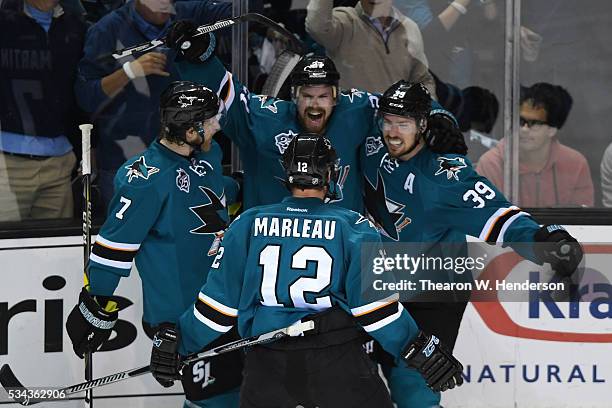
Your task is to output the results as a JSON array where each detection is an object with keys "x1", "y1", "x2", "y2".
[
  {"x1": 65, "y1": 81, "x2": 242, "y2": 407},
  {"x1": 362, "y1": 80, "x2": 584, "y2": 408},
  {"x1": 163, "y1": 20, "x2": 467, "y2": 213},
  {"x1": 149, "y1": 134, "x2": 465, "y2": 407}
]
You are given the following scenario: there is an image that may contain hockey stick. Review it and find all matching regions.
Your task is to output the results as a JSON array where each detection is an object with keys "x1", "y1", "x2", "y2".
[
  {"x1": 79, "y1": 123, "x2": 94, "y2": 407},
  {"x1": 109, "y1": 13, "x2": 304, "y2": 61},
  {"x1": 0, "y1": 321, "x2": 314, "y2": 406}
]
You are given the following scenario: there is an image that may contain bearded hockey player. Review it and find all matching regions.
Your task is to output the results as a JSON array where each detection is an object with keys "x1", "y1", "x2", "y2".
[
  {"x1": 65, "y1": 81, "x2": 242, "y2": 407},
  {"x1": 148, "y1": 134, "x2": 465, "y2": 407},
  {"x1": 362, "y1": 80, "x2": 584, "y2": 408},
  {"x1": 163, "y1": 20, "x2": 466, "y2": 213}
]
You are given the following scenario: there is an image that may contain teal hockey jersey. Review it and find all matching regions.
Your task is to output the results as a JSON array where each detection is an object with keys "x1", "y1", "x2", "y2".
[
  {"x1": 179, "y1": 57, "x2": 380, "y2": 212},
  {"x1": 362, "y1": 141, "x2": 541, "y2": 259},
  {"x1": 88, "y1": 140, "x2": 234, "y2": 326},
  {"x1": 178, "y1": 196, "x2": 419, "y2": 363}
]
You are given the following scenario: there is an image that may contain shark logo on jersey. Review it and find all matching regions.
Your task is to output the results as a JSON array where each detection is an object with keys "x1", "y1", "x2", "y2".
[
  {"x1": 435, "y1": 157, "x2": 467, "y2": 181},
  {"x1": 274, "y1": 130, "x2": 299, "y2": 154},
  {"x1": 380, "y1": 154, "x2": 400, "y2": 174},
  {"x1": 189, "y1": 158, "x2": 213, "y2": 176},
  {"x1": 176, "y1": 168, "x2": 190, "y2": 193},
  {"x1": 355, "y1": 215, "x2": 377, "y2": 230},
  {"x1": 189, "y1": 187, "x2": 227, "y2": 235},
  {"x1": 343, "y1": 88, "x2": 365, "y2": 103},
  {"x1": 254, "y1": 95, "x2": 281, "y2": 114},
  {"x1": 365, "y1": 136, "x2": 384, "y2": 156},
  {"x1": 364, "y1": 171, "x2": 411, "y2": 241},
  {"x1": 178, "y1": 94, "x2": 199, "y2": 108},
  {"x1": 125, "y1": 156, "x2": 159, "y2": 183}
]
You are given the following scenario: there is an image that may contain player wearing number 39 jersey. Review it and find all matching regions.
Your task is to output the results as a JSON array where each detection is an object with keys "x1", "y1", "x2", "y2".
[
  {"x1": 149, "y1": 134, "x2": 465, "y2": 407},
  {"x1": 362, "y1": 80, "x2": 584, "y2": 408}
]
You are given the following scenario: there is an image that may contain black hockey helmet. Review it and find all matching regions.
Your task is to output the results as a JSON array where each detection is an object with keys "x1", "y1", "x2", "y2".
[
  {"x1": 290, "y1": 55, "x2": 340, "y2": 102},
  {"x1": 290, "y1": 55, "x2": 340, "y2": 87},
  {"x1": 378, "y1": 80, "x2": 431, "y2": 122},
  {"x1": 160, "y1": 81, "x2": 220, "y2": 143},
  {"x1": 281, "y1": 133, "x2": 340, "y2": 199}
]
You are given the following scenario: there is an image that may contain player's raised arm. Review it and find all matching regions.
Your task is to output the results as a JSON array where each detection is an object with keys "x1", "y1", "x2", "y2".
[{"x1": 164, "y1": 21, "x2": 254, "y2": 151}]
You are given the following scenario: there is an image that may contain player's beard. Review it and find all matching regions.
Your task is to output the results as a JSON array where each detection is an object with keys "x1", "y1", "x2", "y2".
[
  {"x1": 385, "y1": 133, "x2": 423, "y2": 160},
  {"x1": 299, "y1": 108, "x2": 329, "y2": 134}
]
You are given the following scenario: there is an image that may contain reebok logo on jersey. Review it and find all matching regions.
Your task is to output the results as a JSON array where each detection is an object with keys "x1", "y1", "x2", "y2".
[
  {"x1": 124, "y1": 156, "x2": 159, "y2": 183},
  {"x1": 286, "y1": 207, "x2": 308, "y2": 213},
  {"x1": 435, "y1": 157, "x2": 467, "y2": 181}
]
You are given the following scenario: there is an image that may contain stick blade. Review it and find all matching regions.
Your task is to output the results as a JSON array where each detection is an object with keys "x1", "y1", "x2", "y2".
[{"x1": 0, "y1": 364, "x2": 29, "y2": 405}]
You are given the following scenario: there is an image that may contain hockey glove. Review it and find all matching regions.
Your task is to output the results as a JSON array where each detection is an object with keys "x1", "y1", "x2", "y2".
[
  {"x1": 403, "y1": 331, "x2": 464, "y2": 392},
  {"x1": 534, "y1": 224, "x2": 583, "y2": 277},
  {"x1": 228, "y1": 171, "x2": 244, "y2": 220},
  {"x1": 65, "y1": 287, "x2": 118, "y2": 358},
  {"x1": 150, "y1": 326, "x2": 182, "y2": 388},
  {"x1": 425, "y1": 113, "x2": 468, "y2": 155},
  {"x1": 165, "y1": 20, "x2": 216, "y2": 63}
]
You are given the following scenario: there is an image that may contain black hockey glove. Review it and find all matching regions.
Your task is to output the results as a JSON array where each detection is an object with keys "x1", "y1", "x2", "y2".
[
  {"x1": 425, "y1": 113, "x2": 468, "y2": 155},
  {"x1": 65, "y1": 287, "x2": 118, "y2": 358},
  {"x1": 165, "y1": 20, "x2": 216, "y2": 63},
  {"x1": 150, "y1": 326, "x2": 182, "y2": 388},
  {"x1": 228, "y1": 171, "x2": 244, "y2": 220},
  {"x1": 534, "y1": 224, "x2": 583, "y2": 277},
  {"x1": 403, "y1": 331, "x2": 464, "y2": 392}
]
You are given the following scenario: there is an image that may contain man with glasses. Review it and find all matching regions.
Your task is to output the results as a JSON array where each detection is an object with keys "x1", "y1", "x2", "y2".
[{"x1": 477, "y1": 82, "x2": 593, "y2": 207}]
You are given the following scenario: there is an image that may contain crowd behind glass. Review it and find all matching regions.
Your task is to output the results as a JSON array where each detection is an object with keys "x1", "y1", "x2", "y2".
[{"x1": 1, "y1": 0, "x2": 611, "y2": 228}]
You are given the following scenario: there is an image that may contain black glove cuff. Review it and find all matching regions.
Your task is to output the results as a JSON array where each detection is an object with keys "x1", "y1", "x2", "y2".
[
  {"x1": 78, "y1": 287, "x2": 118, "y2": 330},
  {"x1": 402, "y1": 330, "x2": 433, "y2": 367}
]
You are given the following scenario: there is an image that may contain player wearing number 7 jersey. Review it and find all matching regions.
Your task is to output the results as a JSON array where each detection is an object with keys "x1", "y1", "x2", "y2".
[
  {"x1": 149, "y1": 134, "x2": 465, "y2": 407},
  {"x1": 361, "y1": 80, "x2": 584, "y2": 408},
  {"x1": 65, "y1": 82, "x2": 242, "y2": 407}
]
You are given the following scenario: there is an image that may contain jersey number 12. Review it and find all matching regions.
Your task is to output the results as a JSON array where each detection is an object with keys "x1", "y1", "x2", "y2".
[{"x1": 259, "y1": 245, "x2": 332, "y2": 310}]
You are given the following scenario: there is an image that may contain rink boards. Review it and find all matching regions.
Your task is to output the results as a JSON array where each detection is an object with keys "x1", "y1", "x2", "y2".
[{"x1": 0, "y1": 226, "x2": 609, "y2": 408}]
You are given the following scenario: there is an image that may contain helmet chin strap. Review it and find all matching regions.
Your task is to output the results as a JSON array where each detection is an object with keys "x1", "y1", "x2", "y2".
[{"x1": 186, "y1": 123, "x2": 206, "y2": 152}]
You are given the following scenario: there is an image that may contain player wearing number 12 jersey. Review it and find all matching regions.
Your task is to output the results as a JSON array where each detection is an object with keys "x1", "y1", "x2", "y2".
[{"x1": 148, "y1": 134, "x2": 465, "y2": 407}]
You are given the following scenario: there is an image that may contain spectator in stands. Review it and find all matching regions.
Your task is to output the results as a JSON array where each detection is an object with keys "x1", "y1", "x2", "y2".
[
  {"x1": 75, "y1": 0, "x2": 230, "y2": 206},
  {"x1": 305, "y1": 0, "x2": 435, "y2": 94},
  {"x1": 477, "y1": 83, "x2": 594, "y2": 207},
  {"x1": 600, "y1": 142, "x2": 612, "y2": 207},
  {"x1": 0, "y1": 0, "x2": 86, "y2": 221}
]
